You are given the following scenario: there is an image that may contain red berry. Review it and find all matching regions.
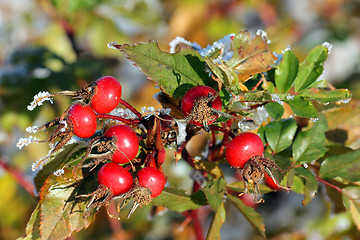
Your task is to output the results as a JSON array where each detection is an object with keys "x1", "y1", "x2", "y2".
[
  {"x1": 68, "y1": 103, "x2": 97, "y2": 138},
  {"x1": 181, "y1": 85, "x2": 222, "y2": 126},
  {"x1": 90, "y1": 76, "x2": 122, "y2": 114},
  {"x1": 264, "y1": 173, "x2": 279, "y2": 190},
  {"x1": 97, "y1": 162, "x2": 134, "y2": 196},
  {"x1": 137, "y1": 167, "x2": 166, "y2": 198},
  {"x1": 225, "y1": 132, "x2": 264, "y2": 168},
  {"x1": 104, "y1": 125, "x2": 139, "y2": 164}
]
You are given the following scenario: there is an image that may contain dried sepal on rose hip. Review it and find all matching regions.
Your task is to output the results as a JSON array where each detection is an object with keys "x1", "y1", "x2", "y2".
[
  {"x1": 28, "y1": 76, "x2": 122, "y2": 114},
  {"x1": 181, "y1": 85, "x2": 222, "y2": 131},
  {"x1": 83, "y1": 162, "x2": 134, "y2": 218},
  {"x1": 126, "y1": 167, "x2": 166, "y2": 218},
  {"x1": 225, "y1": 132, "x2": 290, "y2": 203}
]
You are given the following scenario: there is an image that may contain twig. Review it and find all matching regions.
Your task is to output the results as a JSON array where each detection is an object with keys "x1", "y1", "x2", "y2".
[
  {"x1": 0, "y1": 158, "x2": 36, "y2": 197},
  {"x1": 96, "y1": 114, "x2": 140, "y2": 125},
  {"x1": 315, "y1": 176, "x2": 343, "y2": 193},
  {"x1": 119, "y1": 99, "x2": 143, "y2": 119}
]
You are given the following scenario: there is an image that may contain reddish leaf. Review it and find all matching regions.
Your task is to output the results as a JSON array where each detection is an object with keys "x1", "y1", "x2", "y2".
[{"x1": 227, "y1": 31, "x2": 277, "y2": 83}]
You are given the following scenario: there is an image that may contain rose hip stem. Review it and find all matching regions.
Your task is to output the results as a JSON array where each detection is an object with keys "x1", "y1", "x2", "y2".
[
  {"x1": 208, "y1": 125, "x2": 236, "y2": 139},
  {"x1": 96, "y1": 114, "x2": 140, "y2": 125},
  {"x1": 119, "y1": 99, "x2": 142, "y2": 119}
]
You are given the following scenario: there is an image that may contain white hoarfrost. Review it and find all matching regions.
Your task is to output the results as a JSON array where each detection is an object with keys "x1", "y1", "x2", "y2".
[
  {"x1": 176, "y1": 120, "x2": 187, "y2": 145},
  {"x1": 16, "y1": 136, "x2": 40, "y2": 149},
  {"x1": 27, "y1": 91, "x2": 53, "y2": 111}
]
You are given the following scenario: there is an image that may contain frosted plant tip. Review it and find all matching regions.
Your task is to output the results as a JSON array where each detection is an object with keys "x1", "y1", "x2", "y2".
[
  {"x1": 54, "y1": 168, "x2": 65, "y2": 177},
  {"x1": 26, "y1": 126, "x2": 39, "y2": 133},
  {"x1": 107, "y1": 41, "x2": 118, "y2": 49},
  {"x1": 16, "y1": 136, "x2": 40, "y2": 149},
  {"x1": 322, "y1": 42, "x2": 332, "y2": 54},
  {"x1": 282, "y1": 45, "x2": 292, "y2": 54},
  {"x1": 256, "y1": 29, "x2": 271, "y2": 44},
  {"x1": 31, "y1": 156, "x2": 48, "y2": 171},
  {"x1": 169, "y1": 37, "x2": 192, "y2": 54},
  {"x1": 27, "y1": 91, "x2": 53, "y2": 111}
]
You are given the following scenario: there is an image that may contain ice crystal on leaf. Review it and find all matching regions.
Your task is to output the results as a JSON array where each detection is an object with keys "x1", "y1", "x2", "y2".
[{"x1": 322, "y1": 42, "x2": 333, "y2": 54}]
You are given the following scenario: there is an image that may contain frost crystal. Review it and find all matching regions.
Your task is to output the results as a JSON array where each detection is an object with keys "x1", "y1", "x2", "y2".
[
  {"x1": 31, "y1": 156, "x2": 48, "y2": 171},
  {"x1": 26, "y1": 126, "x2": 39, "y2": 133},
  {"x1": 107, "y1": 41, "x2": 118, "y2": 49},
  {"x1": 256, "y1": 29, "x2": 271, "y2": 44},
  {"x1": 59, "y1": 119, "x2": 68, "y2": 132},
  {"x1": 109, "y1": 108, "x2": 138, "y2": 119},
  {"x1": 159, "y1": 108, "x2": 171, "y2": 115},
  {"x1": 53, "y1": 168, "x2": 65, "y2": 176},
  {"x1": 169, "y1": 36, "x2": 202, "y2": 54},
  {"x1": 141, "y1": 106, "x2": 156, "y2": 113},
  {"x1": 31, "y1": 145, "x2": 56, "y2": 171},
  {"x1": 199, "y1": 34, "x2": 235, "y2": 62},
  {"x1": 176, "y1": 120, "x2": 187, "y2": 145},
  {"x1": 271, "y1": 94, "x2": 283, "y2": 104},
  {"x1": 16, "y1": 136, "x2": 40, "y2": 149},
  {"x1": 27, "y1": 91, "x2": 53, "y2": 111},
  {"x1": 253, "y1": 106, "x2": 270, "y2": 125},
  {"x1": 322, "y1": 42, "x2": 333, "y2": 54},
  {"x1": 285, "y1": 95, "x2": 295, "y2": 100},
  {"x1": 282, "y1": 45, "x2": 292, "y2": 54}
]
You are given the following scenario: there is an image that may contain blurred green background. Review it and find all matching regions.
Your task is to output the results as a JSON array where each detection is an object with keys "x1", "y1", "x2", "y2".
[{"x1": 0, "y1": 0, "x2": 359, "y2": 239}]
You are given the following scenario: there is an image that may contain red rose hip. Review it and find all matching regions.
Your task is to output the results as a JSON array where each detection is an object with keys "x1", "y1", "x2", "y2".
[
  {"x1": 137, "y1": 167, "x2": 166, "y2": 198},
  {"x1": 67, "y1": 103, "x2": 97, "y2": 138},
  {"x1": 90, "y1": 76, "x2": 122, "y2": 114},
  {"x1": 225, "y1": 132, "x2": 264, "y2": 168},
  {"x1": 104, "y1": 125, "x2": 139, "y2": 164},
  {"x1": 97, "y1": 162, "x2": 134, "y2": 196},
  {"x1": 181, "y1": 85, "x2": 222, "y2": 126}
]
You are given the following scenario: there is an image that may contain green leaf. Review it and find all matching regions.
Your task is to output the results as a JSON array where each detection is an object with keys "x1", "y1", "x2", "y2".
[
  {"x1": 264, "y1": 102, "x2": 284, "y2": 120},
  {"x1": 299, "y1": 88, "x2": 352, "y2": 104},
  {"x1": 342, "y1": 186, "x2": 360, "y2": 231},
  {"x1": 34, "y1": 143, "x2": 87, "y2": 192},
  {"x1": 243, "y1": 90, "x2": 272, "y2": 102},
  {"x1": 228, "y1": 194, "x2": 266, "y2": 237},
  {"x1": 117, "y1": 41, "x2": 214, "y2": 98},
  {"x1": 292, "y1": 114, "x2": 328, "y2": 163},
  {"x1": 204, "y1": 58, "x2": 242, "y2": 95},
  {"x1": 19, "y1": 204, "x2": 41, "y2": 240},
  {"x1": 324, "y1": 100, "x2": 360, "y2": 148},
  {"x1": 275, "y1": 49, "x2": 299, "y2": 93},
  {"x1": 284, "y1": 95, "x2": 318, "y2": 118},
  {"x1": 203, "y1": 177, "x2": 226, "y2": 210},
  {"x1": 38, "y1": 168, "x2": 96, "y2": 240},
  {"x1": 206, "y1": 202, "x2": 226, "y2": 240},
  {"x1": 293, "y1": 167, "x2": 318, "y2": 206},
  {"x1": 152, "y1": 188, "x2": 208, "y2": 212},
  {"x1": 319, "y1": 149, "x2": 360, "y2": 182},
  {"x1": 264, "y1": 118, "x2": 297, "y2": 153},
  {"x1": 294, "y1": 45, "x2": 329, "y2": 93},
  {"x1": 193, "y1": 159, "x2": 224, "y2": 179}
]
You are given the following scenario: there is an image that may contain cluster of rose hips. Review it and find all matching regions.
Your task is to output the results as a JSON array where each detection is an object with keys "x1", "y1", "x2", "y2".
[
  {"x1": 181, "y1": 85, "x2": 289, "y2": 202},
  {"x1": 27, "y1": 76, "x2": 168, "y2": 217},
  {"x1": 25, "y1": 77, "x2": 289, "y2": 218}
]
